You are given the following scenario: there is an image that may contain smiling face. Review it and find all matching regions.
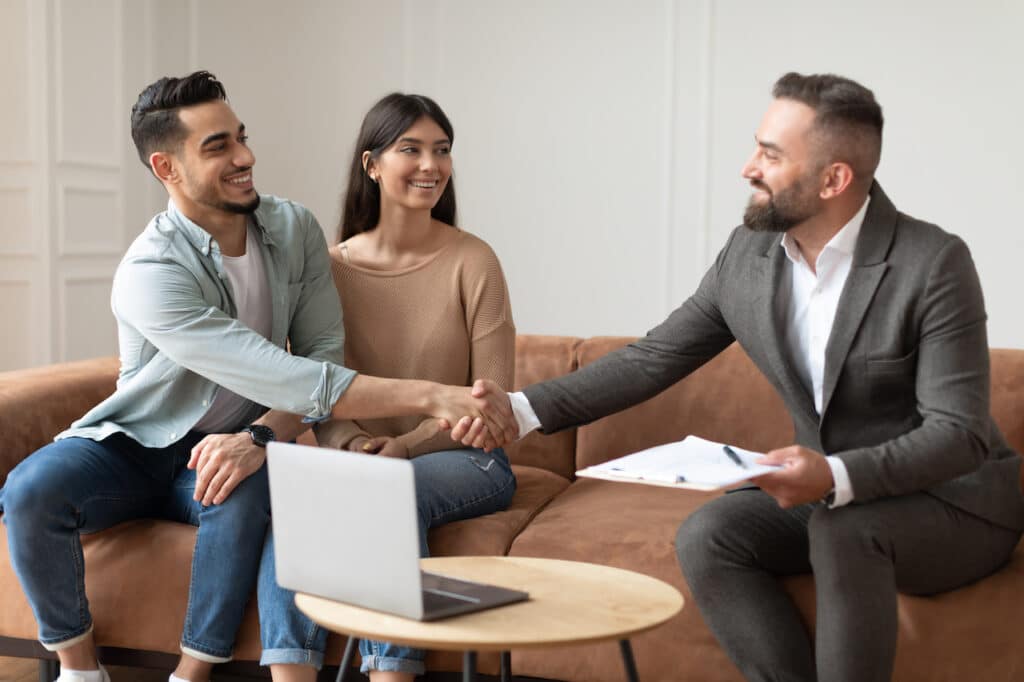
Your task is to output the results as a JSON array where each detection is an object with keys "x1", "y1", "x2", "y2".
[
  {"x1": 740, "y1": 98, "x2": 825, "y2": 233},
  {"x1": 366, "y1": 115, "x2": 452, "y2": 214},
  {"x1": 166, "y1": 100, "x2": 259, "y2": 221}
]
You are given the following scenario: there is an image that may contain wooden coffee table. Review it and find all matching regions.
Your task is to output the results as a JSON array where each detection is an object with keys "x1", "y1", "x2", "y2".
[{"x1": 295, "y1": 555, "x2": 684, "y2": 682}]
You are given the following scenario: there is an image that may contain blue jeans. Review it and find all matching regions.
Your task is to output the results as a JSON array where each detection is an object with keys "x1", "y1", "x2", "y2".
[
  {"x1": 0, "y1": 433, "x2": 271, "y2": 661},
  {"x1": 258, "y1": 447, "x2": 516, "y2": 674}
]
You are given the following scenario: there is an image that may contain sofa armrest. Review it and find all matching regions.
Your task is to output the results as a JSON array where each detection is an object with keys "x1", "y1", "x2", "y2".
[{"x1": 0, "y1": 357, "x2": 119, "y2": 485}]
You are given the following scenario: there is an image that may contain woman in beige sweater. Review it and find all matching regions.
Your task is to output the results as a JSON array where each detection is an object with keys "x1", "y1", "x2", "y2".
[{"x1": 257, "y1": 94, "x2": 517, "y2": 682}]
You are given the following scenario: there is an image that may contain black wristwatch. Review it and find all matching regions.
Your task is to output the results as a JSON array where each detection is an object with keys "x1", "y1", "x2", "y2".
[{"x1": 241, "y1": 424, "x2": 276, "y2": 448}]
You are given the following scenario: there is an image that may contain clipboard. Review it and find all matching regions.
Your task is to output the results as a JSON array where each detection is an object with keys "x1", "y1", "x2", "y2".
[{"x1": 575, "y1": 435, "x2": 781, "y2": 490}]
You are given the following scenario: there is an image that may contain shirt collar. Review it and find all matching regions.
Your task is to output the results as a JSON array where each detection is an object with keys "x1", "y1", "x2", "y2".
[
  {"x1": 779, "y1": 195, "x2": 871, "y2": 265},
  {"x1": 165, "y1": 197, "x2": 275, "y2": 255}
]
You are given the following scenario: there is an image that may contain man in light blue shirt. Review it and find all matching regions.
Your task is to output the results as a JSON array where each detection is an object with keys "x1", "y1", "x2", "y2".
[{"x1": 0, "y1": 71, "x2": 511, "y2": 682}]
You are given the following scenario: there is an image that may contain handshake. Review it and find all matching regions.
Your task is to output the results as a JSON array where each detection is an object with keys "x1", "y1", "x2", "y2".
[{"x1": 432, "y1": 379, "x2": 520, "y2": 452}]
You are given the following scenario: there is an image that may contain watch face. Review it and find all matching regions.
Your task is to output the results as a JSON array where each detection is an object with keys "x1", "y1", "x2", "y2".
[{"x1": 244, "y1": 424, "x2": 275, "y2": 447}]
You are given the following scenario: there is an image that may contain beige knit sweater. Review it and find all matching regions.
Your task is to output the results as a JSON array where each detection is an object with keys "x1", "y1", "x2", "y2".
[{"x1": 314, "y1": 229, "x2": 515, "y2": 456}]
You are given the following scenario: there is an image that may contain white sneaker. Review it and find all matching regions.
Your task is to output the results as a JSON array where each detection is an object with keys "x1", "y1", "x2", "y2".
[{"x1": 55, "y1": 664, "x2": 110, "y2": 682}]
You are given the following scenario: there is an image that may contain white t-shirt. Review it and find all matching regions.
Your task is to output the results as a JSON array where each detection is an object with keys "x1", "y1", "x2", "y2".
[{"x1": 193, "y1": 223, "x2": 273, "y2": 434}]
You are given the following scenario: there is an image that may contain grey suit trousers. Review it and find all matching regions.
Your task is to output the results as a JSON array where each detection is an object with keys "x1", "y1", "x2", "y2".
[{"x1": 676, "y1": 489, "x2": 1020, "y2": 682}]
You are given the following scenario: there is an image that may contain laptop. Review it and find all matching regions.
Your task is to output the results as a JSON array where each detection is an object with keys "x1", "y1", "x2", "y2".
[{"x1": 266, "y1": 441, "x2": 529, "y2": 621}]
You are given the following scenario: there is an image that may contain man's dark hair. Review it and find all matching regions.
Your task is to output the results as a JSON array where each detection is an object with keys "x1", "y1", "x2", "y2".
[
  {"x1": 772, "y1": 72, "x2": 884, "y2": 187},
  {"x1": 130, "y1": 70, "x2": 227, "y2": 171}
]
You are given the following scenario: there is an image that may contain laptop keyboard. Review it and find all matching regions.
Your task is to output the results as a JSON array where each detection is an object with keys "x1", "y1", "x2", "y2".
[
  {"x1": 418, "y1": 570, "x2": 528, "y2": 620},
  {"x1": 422, "y1": 587, "x2": 480, "y2": 612},
  {"x1": 421, "y1": 571, "x2": 483, "y2": 612}
]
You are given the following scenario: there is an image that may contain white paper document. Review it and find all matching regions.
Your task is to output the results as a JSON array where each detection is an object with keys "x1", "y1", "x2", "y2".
[{"x1": 576, "y1": 435, "x2": 782, "y2": 490}]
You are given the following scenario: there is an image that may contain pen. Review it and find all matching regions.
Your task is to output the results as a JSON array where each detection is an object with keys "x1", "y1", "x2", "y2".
[{"x1": 722, "y1": 445, "x2": 747, "y2": 469}]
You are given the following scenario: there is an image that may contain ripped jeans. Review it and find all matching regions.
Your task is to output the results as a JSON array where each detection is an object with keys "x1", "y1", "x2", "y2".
[{"x1": 258, "y1": 447, "x2": 516, "y2": 675}]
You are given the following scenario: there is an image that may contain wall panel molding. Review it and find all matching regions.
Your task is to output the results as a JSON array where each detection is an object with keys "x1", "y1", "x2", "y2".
[
  {"x1": 57, "y1": 272, "x2": 117, "y2": 362},
  {"x1": 57, "y1": 177, "x2": 123, "y2": 256},
  {"x1": 0, "y1": 186, "x2": 34, "y2": 255},
  {"x1": 660, "y1": 0, "x2": 677, "y2": 314},
  {"x1": 666, "y1": 0, "x2": 716, "y2": 308},
  {"x1": 0, "y1": 280, "x2": 34, "y2": 370},
  {"x1": 53, "y1": 0, "x2": 122, "y2": 168},
  {"x1": 0, "y1": 0, "x2": 32, "y2": 163}
]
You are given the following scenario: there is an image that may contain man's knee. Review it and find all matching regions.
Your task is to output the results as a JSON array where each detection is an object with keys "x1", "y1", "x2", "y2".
[
  {"x1": 1, "y1": 451, "x2": 68, "y2": 522},
  {"x1": 216, "y1": 465, "x2": 270, "y2": 518},
  {"x1": 808, "y1": 505, "x2": 887, "y2": 566},
  {"x1": 675, "y1": 503, "x2": 731, "y2": 579}
]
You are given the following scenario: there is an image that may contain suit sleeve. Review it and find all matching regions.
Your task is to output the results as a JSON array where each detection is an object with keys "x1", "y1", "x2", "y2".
[
  {"x1": 835, "y1": 237, "x2": 992, "y2": 500},
  {"x1": 523, "y1": 230, "x2": 739, "y2": 434}
]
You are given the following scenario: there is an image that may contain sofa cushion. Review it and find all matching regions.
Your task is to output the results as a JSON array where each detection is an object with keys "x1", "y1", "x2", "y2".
[
  {"x1": 0, "y1": 517, "x2": 197, "y2": 653},
  {"x1": 574, "y1": 339, "x2": 793, "y2": 471},
  {"x1": 429, "y1": 465, "x2": 570, "y2": 557},
  {"x1": 505, "y1": 335, "x2": 581, "y2": 480}
]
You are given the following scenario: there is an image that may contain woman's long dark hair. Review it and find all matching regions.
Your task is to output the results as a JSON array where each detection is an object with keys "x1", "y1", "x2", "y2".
[{"x1": 338, "y1": 93, "x2": 457, "y2": 242}]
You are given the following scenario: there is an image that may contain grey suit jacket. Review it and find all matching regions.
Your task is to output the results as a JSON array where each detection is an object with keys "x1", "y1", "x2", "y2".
[{"x1": 524, "y1": 183, "x2": 1024, "y2": 531}]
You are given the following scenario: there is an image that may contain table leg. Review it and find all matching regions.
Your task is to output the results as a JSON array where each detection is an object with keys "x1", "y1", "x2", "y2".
[
  {"x1": 335, "y1": 636, "x2": 360, "y2": 682},
  {"x1": 619, "y1": 639, "x2": 639, "y2": 682},
  {"x1": 462, "y1": 650, "x2": 478, "y2": 682},
  {"x1": 499, "y1": 651, "x2": 511, "y2": 682},
  {"x1": 39, "y1": 659, "x2": 58, "y2": 682}
]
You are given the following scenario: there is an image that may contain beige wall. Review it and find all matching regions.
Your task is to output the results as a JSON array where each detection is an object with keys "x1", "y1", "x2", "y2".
[{"x1": 1, "y1": 0, "x2": 1022, "y2": 371}]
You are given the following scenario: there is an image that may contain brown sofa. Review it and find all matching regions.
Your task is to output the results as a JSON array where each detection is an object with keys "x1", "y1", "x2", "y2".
[{"x1": 2, "y1": 335, "x2": 1024, "y2": 681}]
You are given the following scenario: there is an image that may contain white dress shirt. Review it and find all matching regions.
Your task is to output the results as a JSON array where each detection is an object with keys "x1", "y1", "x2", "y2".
[{"x1": 509, "y1": 197, "x2": 871, "y2": 508}]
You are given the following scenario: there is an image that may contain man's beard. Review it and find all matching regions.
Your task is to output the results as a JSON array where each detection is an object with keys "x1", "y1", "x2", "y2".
[
  {"x1": 217, "y1": 194, "x2": 261, "y2": 214},
  {"x1": 185, "y1": 169, "x2": 261, "y2": 215},
  {"x1": 743, "y1": 177, "x2": 819, "y2": 233}
]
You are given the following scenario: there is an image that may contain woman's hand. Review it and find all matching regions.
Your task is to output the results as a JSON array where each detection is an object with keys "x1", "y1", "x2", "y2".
[
  {"x1": 346, "y1": 435, "x2": 373, "y2": 453},
  {"x1": 362, "y1": 436, "x2": 410, "y2": 459}
]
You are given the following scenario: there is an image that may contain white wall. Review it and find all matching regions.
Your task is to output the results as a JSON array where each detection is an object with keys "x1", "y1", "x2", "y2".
[
  {"x1": 1, "y1": 0, "x2": 1021, "y2": 371},
  {"x1": 0, "y1": 0, "x2": 134, "y2": 370}
]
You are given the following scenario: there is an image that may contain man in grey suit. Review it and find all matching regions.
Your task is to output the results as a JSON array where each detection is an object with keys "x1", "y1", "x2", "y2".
[{"x1": 452, "y1": 72, "x2": 1024, "y2": 681}]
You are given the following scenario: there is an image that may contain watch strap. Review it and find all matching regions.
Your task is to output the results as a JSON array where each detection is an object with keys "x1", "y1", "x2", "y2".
[{"x1": 241, "y1": 424, "x2": 276, "y2": 447}]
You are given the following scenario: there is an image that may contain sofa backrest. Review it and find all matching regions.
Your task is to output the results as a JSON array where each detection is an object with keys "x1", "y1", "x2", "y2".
[
  {"x1": 0, "y1": 357, "x2": 120, "y2": 484},
  {"x1": 505, "y1": 335, "x2": 581, "y2": 480},
  {"x1": 991, "y1": 349, "x2": 1024, "y2": 456},
  {"x1": 574, "y1": 338, "x2": 793, "y2": 470},
  {"x1": 0, "y1": 338, "x2": 586, "y2": 487},
  {"x1": 3, "y1": 341, "x2": 1022, "y2": 488}
]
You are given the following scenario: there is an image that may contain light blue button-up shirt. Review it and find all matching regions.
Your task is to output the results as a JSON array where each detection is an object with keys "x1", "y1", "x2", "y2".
[{"x1": 59, "y1": 195, "x2": 357, "y2": 448}]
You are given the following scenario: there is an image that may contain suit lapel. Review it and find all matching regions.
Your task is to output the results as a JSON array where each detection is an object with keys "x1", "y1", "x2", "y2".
[
  {"x1": 753, "y1": 238, "x2": 818, "y2": 419},
  {"x1": 820, "y1": 183, "x2": 898, "y2": 418}
]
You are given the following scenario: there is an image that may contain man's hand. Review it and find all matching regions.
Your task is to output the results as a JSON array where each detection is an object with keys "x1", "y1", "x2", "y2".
[
  {"x1": 432, "y1": 379, "x2": 517, "y2": 450},
  {"x1": 749, "y1": 445, "x2": 834, "y2": 509},
  {"x1": 187, "y1": 433, "x2": 266, "y2": 506}
]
